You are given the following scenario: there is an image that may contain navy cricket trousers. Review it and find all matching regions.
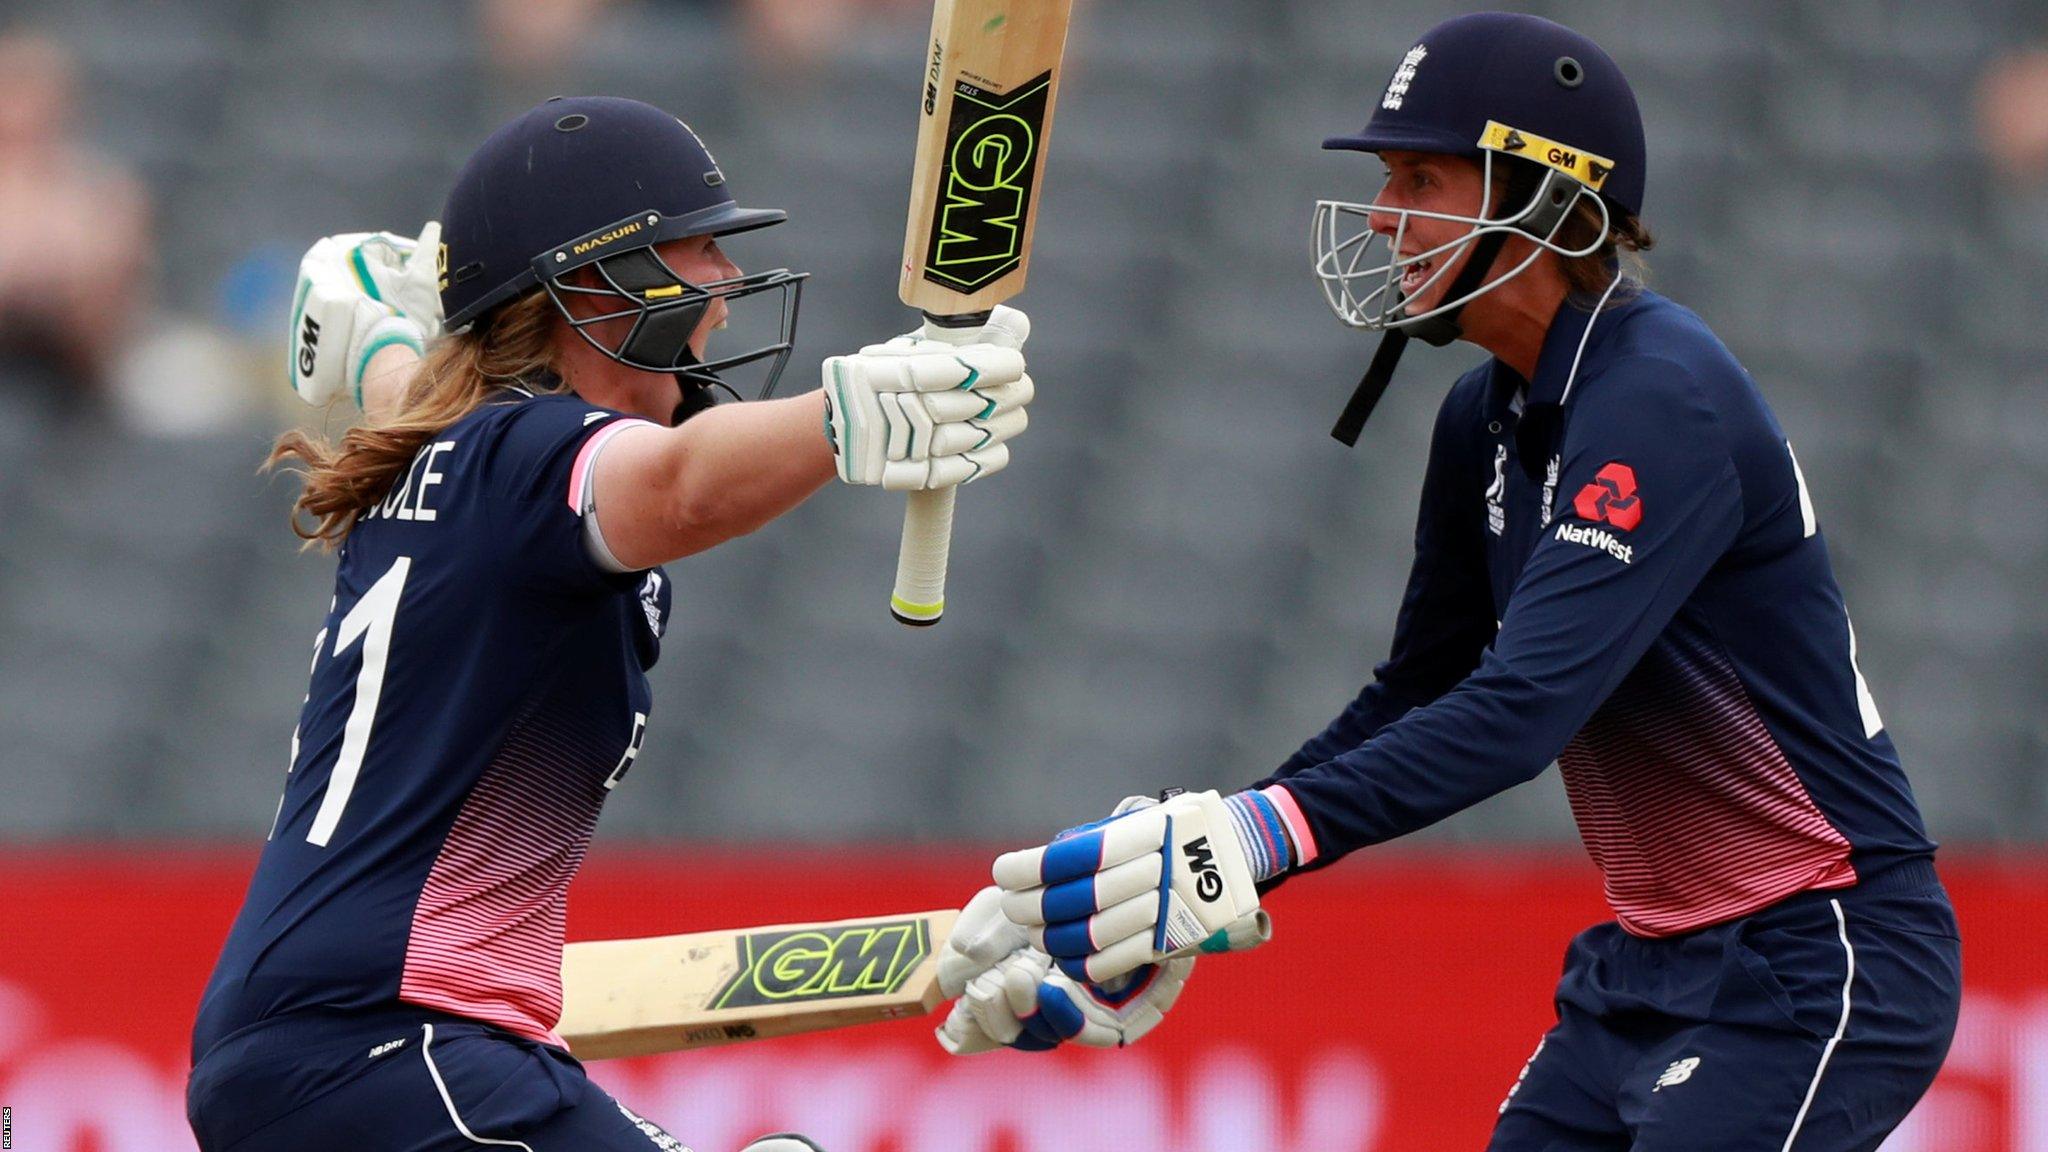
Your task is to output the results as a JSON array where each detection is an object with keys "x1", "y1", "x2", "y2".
[
  {"x1": 1489, "y1": 859, "x2": 1961, "y2": 1151},
  {"x1": 187, "y1": 1004, "x2": 687, "y2": 1152}
]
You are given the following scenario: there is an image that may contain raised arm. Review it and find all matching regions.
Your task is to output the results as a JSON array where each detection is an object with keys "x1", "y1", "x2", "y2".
[
  {"x1": 584, "y1": 392, "x2": 836, "y2": 566},
  {"x1": 586, "y1": 309, "x2": 1033, "y2": 569}
]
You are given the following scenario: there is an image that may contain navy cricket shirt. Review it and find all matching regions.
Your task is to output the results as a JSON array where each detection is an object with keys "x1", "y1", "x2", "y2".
[
  {"x1": 193, "y1": 390, "x2": 668, "y2": 1060},
  {"x1": 1255, "y1": 288, "x2": 1935, "y2": 936}
]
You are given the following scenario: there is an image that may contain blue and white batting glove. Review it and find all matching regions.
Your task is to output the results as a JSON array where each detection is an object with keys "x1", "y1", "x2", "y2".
[
  {"x1": 822, "y1": 304, "x2": 1032, "y2": 491},
  {"x1": 935, "y1": 909, "x2": 1272, "y2": 1054},
  {"x1": 287, "y1": 222, "x2": 443, "y2": 408},
  {"x1": 992, "y1": 789, "x2": 1295, "y2": 985},
  {"x1": 945, "y1": 948, "x2": 1192, "y2": 1052}
]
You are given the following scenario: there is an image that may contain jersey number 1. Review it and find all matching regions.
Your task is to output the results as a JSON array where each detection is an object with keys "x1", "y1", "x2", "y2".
[{"x1": 305, "y1": 556, "x2": 411, "y2": 846}]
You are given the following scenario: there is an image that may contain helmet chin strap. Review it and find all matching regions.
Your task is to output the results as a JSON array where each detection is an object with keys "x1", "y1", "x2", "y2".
[
  {"x1": 1330, "y1": 227, "x2": 1512, "y2": 446},
  {"x1": 1330, "y1": 163, "x2": 1572, "y2": 447},
  {"x1": 670, "y1": 350, "x2": 740, "y2": 425}
]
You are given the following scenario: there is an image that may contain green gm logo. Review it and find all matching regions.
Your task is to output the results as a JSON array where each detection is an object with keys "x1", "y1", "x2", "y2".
[
  {"x1": 923, "y1": 71, "x2": 1053, "y2": 293},
  {"x1": 709, "y1": 920, "x2": 933, "y2": 1009}
]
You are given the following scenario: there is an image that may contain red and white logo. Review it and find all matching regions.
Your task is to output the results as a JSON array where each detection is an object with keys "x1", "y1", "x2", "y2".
[{"x1": 1572, "y1": 462, "x2": 1642, "y2": 531}]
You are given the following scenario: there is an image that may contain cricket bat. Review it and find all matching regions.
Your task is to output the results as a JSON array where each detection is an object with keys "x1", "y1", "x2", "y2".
[
  {"x1": 557, "y1": 909, "x2": 958, "y2": 1059},
  {"x1": 890, "y1": 0, "x2": 1077, "y2": 626}
]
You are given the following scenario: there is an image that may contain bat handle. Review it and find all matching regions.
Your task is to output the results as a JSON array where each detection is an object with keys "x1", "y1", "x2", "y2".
[
  {"x1": 889, "y1": 309, "x2": 992, "y2": 627},
  {"x1": 892, "y1": 486, "x2": 955, "y2": 626}
]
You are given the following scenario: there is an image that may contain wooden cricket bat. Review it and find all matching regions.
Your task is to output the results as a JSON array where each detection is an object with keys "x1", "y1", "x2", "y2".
[
  {"x1": 558, "y1": 909, "x2": 958, "y2": 1059},
  {"x1": 889, "y1": 0, "x2": 1077, "y2": 626}
]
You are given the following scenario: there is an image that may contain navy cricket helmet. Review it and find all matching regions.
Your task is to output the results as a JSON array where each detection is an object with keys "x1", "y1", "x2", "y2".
[
  {"x1": 440, "y1": 96, "x2": 806, "y2": 407},
  {"x1": 1313, "y1": 12, "x2": 1647, "y2": 444},
  {"x1": 1325, "y1": 11, "x2": 1646, "y2": 215}
]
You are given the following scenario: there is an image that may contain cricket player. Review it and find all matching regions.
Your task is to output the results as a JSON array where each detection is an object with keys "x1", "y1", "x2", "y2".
[
  {"x1": 950, "y1": 14, "x2": 1962, "y2": 1150},
  {"x1": 186, "y1": 96, "x2": 1032, "y2": 1152}
]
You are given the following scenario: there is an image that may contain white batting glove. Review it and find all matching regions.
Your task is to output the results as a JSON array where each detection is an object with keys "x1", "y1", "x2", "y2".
[
  {"x1": 936, "y1": 885, "x2": 1033, "y2": 1001},
  {"x1": 822, "y1": 304, "x2": 1032, "y2": 491},
  {"x1": 942, "y1": 947, "x2": 1193, "y2": 1053},
  {"x1": 288, "y1": 222, "x2": 443, "y2": 407},
  {"x1": 936, "y1": 911, "x2": 1273, "y2": 1054},
  {"x1": 993, "y1": 789, "x2": 1293, "y2": 985}
]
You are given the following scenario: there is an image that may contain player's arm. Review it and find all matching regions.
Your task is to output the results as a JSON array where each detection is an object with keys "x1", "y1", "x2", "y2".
[
  {"x1": 358, "y1": 345, "x2": 422, "y2": 425},
  {"x1": 589, "y1": 308, "x2": 1032, "y2": 568},
  {"x1": 990, "y1": 360, "x2": 1745, "y2": 984},
  {"x1": 1259, "y1": 357, "x2": 1743, "y2": 861},
  {"x1": 1264, "y1": 380, "x2": 1500, "y2": 785},
  {"x1": 586, "y1": 393, "x2": 835, "y2": 565}
]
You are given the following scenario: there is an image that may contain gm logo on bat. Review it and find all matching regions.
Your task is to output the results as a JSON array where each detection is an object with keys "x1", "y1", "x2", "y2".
[
  {"x1": 709, "y1": 920, "x2": 934, "y2": 1009},
  {"x1": 922, "y1": 71, "x2": 1054, "y2": 292}
]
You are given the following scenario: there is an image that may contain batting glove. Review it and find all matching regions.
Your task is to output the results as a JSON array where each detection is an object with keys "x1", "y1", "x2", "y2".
[
  {"x1": 936, "y1": 911, "x2": 1272, "y2": 1054},
  {"x1": 993, "y1": 789, "x2": 1294, "y2": 985},
  {"x1": 940, "y1": 945, "x2": 1196, "y2": 1053},
  {"x1": 288, "y1": 222, "x2": 443, "y2": 408},
  {"x1": 822, "y1": 304, "x2": 1032, "y2": 491}
]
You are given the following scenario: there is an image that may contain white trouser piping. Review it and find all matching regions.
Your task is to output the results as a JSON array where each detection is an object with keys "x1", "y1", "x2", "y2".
[
  {"x1": 421, "y1": 1022, "x2": 538, "y2": 1150},
  {"x1": 1780, "y1": 899, "x2": 1856, "y2": 1151}
]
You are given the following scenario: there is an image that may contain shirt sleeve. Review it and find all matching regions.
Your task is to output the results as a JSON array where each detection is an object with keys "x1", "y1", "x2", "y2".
[
  {"x1": 1258, "y1": 383, "x2": 1498, "y2": 787},
  {"x1": 483, "y1": 397, "x2": 659, "y2": 595},
  {"x1": 1263, "y1": 357, "x2": 1745, "y2": 866}
]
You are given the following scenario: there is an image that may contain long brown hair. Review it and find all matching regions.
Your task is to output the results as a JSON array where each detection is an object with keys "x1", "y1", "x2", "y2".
[
  {"x1": 1488, "y1": 161, "x2": 1656, "y2": 298},
  {"x1": 268, "y1": 291, "x2": 568, "y2": 547},
  {"x1": 1555, "y1": 195, "x2": 1656, "y2": 298}
]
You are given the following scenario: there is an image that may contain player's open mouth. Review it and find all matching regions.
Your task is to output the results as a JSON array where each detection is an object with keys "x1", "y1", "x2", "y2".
[{"x1": 1400, "y1": 258, "x2": 1434, "y2": 296}]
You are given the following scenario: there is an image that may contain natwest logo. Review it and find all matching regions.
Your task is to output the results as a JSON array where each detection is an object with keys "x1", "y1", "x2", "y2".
[
  {"x1": 1572, "y1": 461, "x2": 1642, "y2": 531},
  {"x1": 1555, "y1": 522, "x2": 1634, "y2": 564}
]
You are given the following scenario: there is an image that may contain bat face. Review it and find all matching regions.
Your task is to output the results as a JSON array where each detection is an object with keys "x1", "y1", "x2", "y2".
[
  {"x1": 559, "y1": 910, "x2": 957, "y2": 1059},
  {"x1": 707, "y1": 917, "x2": 939, "y2": 1010},
  {"x1": 901, "y1": 0, "x2": 1076, "y2": 318}
]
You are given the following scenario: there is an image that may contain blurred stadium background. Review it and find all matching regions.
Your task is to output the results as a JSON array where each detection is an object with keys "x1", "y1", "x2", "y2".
[{"x1": 3, "y1": 0, "x2": 2046, "y2": 1149}]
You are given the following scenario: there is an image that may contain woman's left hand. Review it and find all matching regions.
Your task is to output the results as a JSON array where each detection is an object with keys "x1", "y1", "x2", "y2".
[{"x1": 821, "y1": 304, "x2": 1033, "y2": 491}]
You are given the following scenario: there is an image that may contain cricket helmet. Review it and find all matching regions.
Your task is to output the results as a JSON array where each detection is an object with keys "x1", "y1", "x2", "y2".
[
  {"x1": 439, "y1": 96, "x2": 806, "y2": 408},
  {"x1": 1312, "y1": 11, "x2": 1646, "y2": 335}
]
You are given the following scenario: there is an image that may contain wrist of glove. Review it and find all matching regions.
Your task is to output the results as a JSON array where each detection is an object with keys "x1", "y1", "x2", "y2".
[
  {"x1": 823, "y1": 303, "x2": 1032, "y2": 491},
  {"x1": 991, "y1": 789, "x2": 1292, "y2": 984},
  {"x1": 288, "y1": 222, "x2": 443, "y2": 408}
]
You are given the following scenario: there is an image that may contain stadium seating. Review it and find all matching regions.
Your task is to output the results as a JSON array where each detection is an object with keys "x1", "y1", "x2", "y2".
[{"x1": 0, "y1": 0, "x2": 2038, "y2": 846}]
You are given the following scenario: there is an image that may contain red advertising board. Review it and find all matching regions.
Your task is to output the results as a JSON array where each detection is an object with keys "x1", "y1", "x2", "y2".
[{"x1": 2, "y1": 847, "x2": 2044, "y2": 1151}]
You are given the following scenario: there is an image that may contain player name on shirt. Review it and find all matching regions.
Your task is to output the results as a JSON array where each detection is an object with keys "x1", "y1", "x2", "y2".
[{"x1": 358, "y1": 441, "x2": 457, "y2": 523}]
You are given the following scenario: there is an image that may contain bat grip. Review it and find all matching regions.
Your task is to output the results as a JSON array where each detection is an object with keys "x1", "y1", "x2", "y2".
[
  {"x1": 892, "y1": 486, "x2": 955, "y2": 626},
  {"x1": 888, "y1": 310, "x2": 992, "y2": 626}
]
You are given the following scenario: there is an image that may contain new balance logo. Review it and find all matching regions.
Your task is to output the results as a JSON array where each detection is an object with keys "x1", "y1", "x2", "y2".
[
  {"x1": 1654, "y1": 1056, "x2": 1700, "y2": 1092},
  {"x1": 1555, "y1": 522, "x2": 1634, "y2": 564},
  {"x1": 368, "y1": 1037, "x2": 408, "y2": 1059}
]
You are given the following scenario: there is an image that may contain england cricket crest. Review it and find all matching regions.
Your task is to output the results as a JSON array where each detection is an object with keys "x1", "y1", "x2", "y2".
[{"x1": 1485, "y1": 442, "x2": 1508, "y2": 536}]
